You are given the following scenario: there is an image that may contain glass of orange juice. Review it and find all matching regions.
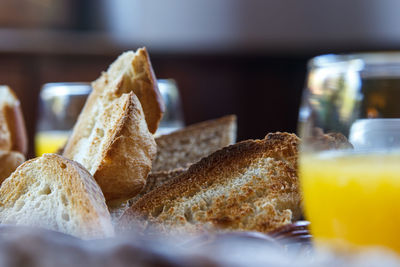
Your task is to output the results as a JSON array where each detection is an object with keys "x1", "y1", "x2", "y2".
[
  {"x1": 298, "y1": 53, "x2": 400, "y2": 253},
  {"x1": 35, "y1": 83, "x2": 92, "y2": 156}
]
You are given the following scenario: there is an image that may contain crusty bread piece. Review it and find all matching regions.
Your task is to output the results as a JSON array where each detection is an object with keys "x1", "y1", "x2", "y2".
[
  {"x1": 0, "y1": 150, "x2": 25, "y2": 185},
  {"x1": 0, "y1": 154, "x2": 114, "y2": 239},
  {"x1": 0, "y1": 86, "x2": 28, "y2": 155},
  {"x1": 63, "y1": 92, "x2": 156, "y2": 201},
  {"x1": 118, "y1": 132, "x2": 301, "y2": 234},
  {"x1": 152, "y1": 115, "x2": 237, "y2": 172},
  {"x1": 91, "y1": 47, "x2": 164, "y2": 134}
]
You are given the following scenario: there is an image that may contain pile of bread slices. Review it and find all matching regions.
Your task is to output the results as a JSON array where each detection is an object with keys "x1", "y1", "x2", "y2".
[{"x1": 0, "y1": 48, "x2": 302, "y2": 239}]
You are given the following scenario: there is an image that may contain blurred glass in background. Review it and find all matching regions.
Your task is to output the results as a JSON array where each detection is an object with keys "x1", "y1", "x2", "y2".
[
  {"x1": 299, "y1": 52, "x2": 400, "y2": 253},
  {"x1": 35, "y1": 83, "x2": 91, "y2": 156},
  {"x1": 156, "y1": 79, "x2": 184, "y2": 136}
]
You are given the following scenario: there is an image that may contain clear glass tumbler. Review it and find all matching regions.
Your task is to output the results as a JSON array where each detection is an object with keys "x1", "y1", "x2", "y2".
[
  {"x1": 157, "y1": 79, "x2": 184, "y2": 136},
  {"x1": 35, "y1": 83, "x2": 91, "y2": 156},
  {"x1": 298, "y1": 53, "x2": 400, "y2": 253}
]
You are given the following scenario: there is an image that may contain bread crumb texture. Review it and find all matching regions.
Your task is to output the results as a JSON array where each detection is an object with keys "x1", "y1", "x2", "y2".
[{"x1": 0, "y1": 154, "x2": 114, "y2": 239}]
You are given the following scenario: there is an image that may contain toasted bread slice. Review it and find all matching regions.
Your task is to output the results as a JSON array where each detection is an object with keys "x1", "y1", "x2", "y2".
[
  {"x1": 0, "y1": 86, "x2": 28, "y2": 155},
  {"x1": 92, "y1": 48, "x2": 164, "y2": 134},
  {"x1": 0, "y1": 154, "x2": 114, "y2": 239},
  {"x1": 63, "y1": 92, "x2": 156, "y2": 201},
  {"x1": 108, "y1": 168, "x2": 187, "y2": 224},
  {"x1": 0, "y1": 150, "x2": 25, "y2": 185},
  {"x1": 118, "y1": 132, "x2": 301, "y2": 234},
  {"x1": 152, "y1": 115, "x2": 237, "y2": 172}
]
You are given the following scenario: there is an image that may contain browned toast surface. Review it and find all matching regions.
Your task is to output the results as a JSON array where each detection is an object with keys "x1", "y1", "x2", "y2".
[
  {"x1": 119, "y1": 132, "x2": 301, "y2": 234},
  {"x1": 152, "y1": 115, "x2": 237, "y2": 172}
]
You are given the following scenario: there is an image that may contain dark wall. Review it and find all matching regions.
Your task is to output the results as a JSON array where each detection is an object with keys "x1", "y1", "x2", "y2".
[{"x1": 152, "y1": 54, "x2": 307, "y2": 141}]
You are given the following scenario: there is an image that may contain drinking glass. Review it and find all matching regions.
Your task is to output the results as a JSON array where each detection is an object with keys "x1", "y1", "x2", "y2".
[
  {"x1": 156, "y1": 79, "x2": 184, "y2": 136},
  {"x1": 298, "y1": 53, "x2": 400, "y2": 253},
  {"x1": 35, "y1": 83, "x2": 91, "y2": 156}
]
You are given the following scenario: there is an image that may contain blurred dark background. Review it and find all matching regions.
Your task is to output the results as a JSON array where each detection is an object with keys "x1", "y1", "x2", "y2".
[{"x1": 2, "y1": 0, "x2": 400, "y2": 157}]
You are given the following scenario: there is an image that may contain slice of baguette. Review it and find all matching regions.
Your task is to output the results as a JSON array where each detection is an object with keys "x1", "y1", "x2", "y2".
[
  {"x1": 118, "y1": 132, "x2": 301, "y2": 234},
  {"x1": 63, "y1": 92, "x2": 156, "y2": 201},
  {"x1": 92, "y1": 47, "x2": 164, "y2": 134},
  {"x1": 0, "y1": 150, "x2": 25, "y2": 185},
  {"x1": 152, "y1": 115, "x2": 237, "y2": 172},
  {"x1": 0, "y1": 86, "x2": 28, "y2": 155},
  {"x1": 0, "y1": 154, "x2": 114, "y2": 239}
]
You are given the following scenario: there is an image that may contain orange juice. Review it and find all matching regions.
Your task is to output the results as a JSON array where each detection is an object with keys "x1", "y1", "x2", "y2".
[
  {"x1": 35, "y1": 131, "x2": 70, "y2": 156},
  {"x1": 300, "y1": 152, "x2": 400, "y2": 253}
]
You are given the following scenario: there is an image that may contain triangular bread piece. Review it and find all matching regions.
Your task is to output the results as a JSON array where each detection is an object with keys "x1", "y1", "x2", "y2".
[
  {"x1": 63, "y1": 92, "x2": 156, "y2": 201},
  {"x1": 92, "y1": 47, "x2": 164, "y2": 134},
  {"x1": 0, "y1": 86, "x2": 28, "y2": 155},
  {"x1": 152, "y1": 115, "x2": 237, "y2": 172},
  {"x1": 0, "y1": 150, "x2": 25, "y2": 185},
  {"x1": 118, "y1": 132, "x2": 301, "y2": 234},
  {"x1": 0, "y1": 154, "x2": 114, "y2": 239}
]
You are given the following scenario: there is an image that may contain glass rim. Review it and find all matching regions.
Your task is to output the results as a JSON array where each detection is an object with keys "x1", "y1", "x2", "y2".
[
  {"x1": 308, "y1": 52, "x2": 400, "y2": 70},
  {"x1": 40, "y1": 82, "x2": 92, "y2": 98},
  {"x1": 157, "y1": 78, "x2": 177, "y2": 86}
]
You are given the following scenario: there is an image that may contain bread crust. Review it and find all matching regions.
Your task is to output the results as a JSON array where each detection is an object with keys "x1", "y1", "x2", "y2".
[
  {"x1": 0, "y1": 150, "x2": 25, "y2": 185},
  {"x1": 0, "y1": 113, "x2": 10, "y2": 151},
  {"x1": 129, "y1": 48, "x2": 164, "y2": 134},
  {"x1": 0, "y1": 86, "x2": 28, "y2": 155},
  {"x1": 0, "y1": 154, "x2": 114, "y2": 239},
  {"x1": 119, "y1": 132, "x2": 301, "y2": 234}
]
